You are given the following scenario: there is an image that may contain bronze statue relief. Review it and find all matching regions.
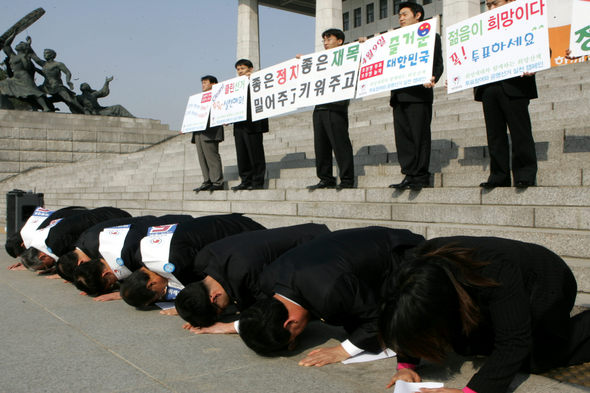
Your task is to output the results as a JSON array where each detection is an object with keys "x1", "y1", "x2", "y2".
[
  {"x1": 76, "y1": 76, "x2": 134, "y2": 117},
  {"x1": 0, "y1": 7, "x2": 133, "y2": 117}
]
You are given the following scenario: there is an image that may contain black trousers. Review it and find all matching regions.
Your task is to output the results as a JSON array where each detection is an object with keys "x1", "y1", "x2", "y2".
[
  {"x1": 481, "y1": 84, "x2": 537, "y2": 184},
  {"x1": 393, "y1": 102, "x2": 432, "y2": 181},
  {"x1": 312, "y1": 109, "x2": 354, "y2": 185},
  {"x1": 233, "y1": 125, "x2": 266, "y2": 187}
]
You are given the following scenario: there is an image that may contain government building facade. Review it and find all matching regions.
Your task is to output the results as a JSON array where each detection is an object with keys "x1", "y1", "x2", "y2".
[{"x1": 237, "y1": 0, "x2": 488, "y2": 68}]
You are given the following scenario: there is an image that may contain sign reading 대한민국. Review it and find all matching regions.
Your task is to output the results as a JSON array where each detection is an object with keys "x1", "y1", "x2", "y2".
[
  {"x1": 569, "y1": 0, "x2": 590, "y2": 58},
  {"x1": 355, "y1": 17, "x2": 438, "y2": 98},
  {"x1": 180, "y1": 91, "x2": 212, "y2": 133},
  {"x1": 250, "y1": 58, "x2": 302, "y2": 121},
  {"x1": 446, "y1": 0, "x2": 551, "y2": 94},
  {"x1": 209, "y1": 76, "x2": 249, "y2": 127}
]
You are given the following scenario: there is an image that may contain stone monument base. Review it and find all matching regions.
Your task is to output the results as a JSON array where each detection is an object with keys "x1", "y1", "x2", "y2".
[{"x1": 0, "y1": 109, "x2": 176, "y2": 181}]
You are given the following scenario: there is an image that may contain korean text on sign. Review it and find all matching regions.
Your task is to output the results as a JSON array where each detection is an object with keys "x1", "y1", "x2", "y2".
[
  {"x1": 250, "y1": 58, "x2": 302, "y2": 121},
  {"x1": 355, "y1": 17, "x2": 438, "y2": 98},
  {"x1": 209, "y1": 76, "x2": 249, "y2": 127},
  {"x1": 446, "y1": 0, "x2": 550, "y2": 93},
  {"x1": 569, "y1": 0, "x2": 590, "y2": 58},
  {"x1": 180, "y1": 91, "x2": 212, "y2": 133},
  {"x1": 296, "y1": 41, "x2": 361, "y2": 107}
]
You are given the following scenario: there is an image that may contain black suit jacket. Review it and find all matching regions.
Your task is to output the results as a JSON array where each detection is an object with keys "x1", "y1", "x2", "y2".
[
  {"x1": 44, "y1": 207, "x2": 131, "y2": 257},
  {"x1": 135, "y1": 214, "x2": 266, "y2": 285},
  {"x1": 474, "y1": 75, "x2": 538, "y2": 102},
  {"x1": 37, "y1": 206, "x2": 88, "y2": 229},
  {"x1": 259, "y1": 226, "x2": 425, "y2": 352},
  {"x1": 193, "y1": 223, "x2": 330, "y2": 310},
  {"x1": 191, "y1": 118, "x2": 224, "y2": 143},
  {"x1": 390, "y1": 33, "x2": 444, "y2": 105},
  {"x1": 234, "y1": 90, "x2": 269, "y2": 134},
  {"x1": 401, "y1": 236, "x2": 575, "y2": 393}
]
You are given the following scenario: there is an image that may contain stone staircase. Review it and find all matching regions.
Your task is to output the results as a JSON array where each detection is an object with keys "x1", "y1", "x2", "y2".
[
  {"x1": 0, "y1": 110, "x2": 176, "y2": 182},
  {"x1": 1, "y1": 62, "x2": 589, "y2": 292}
]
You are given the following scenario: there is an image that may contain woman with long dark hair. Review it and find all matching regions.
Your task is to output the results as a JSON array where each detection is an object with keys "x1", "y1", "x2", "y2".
[{"x1": 380, "y1": 236, "x2": 590, "y2": 393}]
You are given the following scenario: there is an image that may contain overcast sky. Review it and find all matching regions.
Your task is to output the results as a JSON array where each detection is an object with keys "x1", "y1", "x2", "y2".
[{"x1": 1, "y1": 0, "x2": 315, "y2": 130}]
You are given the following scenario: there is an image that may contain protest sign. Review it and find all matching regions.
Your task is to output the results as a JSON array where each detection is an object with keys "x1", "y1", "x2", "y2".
[
  {"x1": 355, "y1": 17, "x2": 438, "y2": 98},
  {"x1": 545, "y1": 0, "x2": 588, "y2": 67},
  {"x1": 180, "y1": 91, "x2": 212, "y2": 133},
  {"x1": 250, "y1": 58, "x2": 302, "y2": 121},
  {"x1": 446, "y1": 0, "x2": 551, "y2": 94},
  {"x1": 569, "y1": 0, "x2": 590, "y2": 58},
  {"x1": 296, "y1": 41, "x2": 361, "y2": 107},
  {"x1": 210, "y1": 76, "x2": 249, "y2": 127}
]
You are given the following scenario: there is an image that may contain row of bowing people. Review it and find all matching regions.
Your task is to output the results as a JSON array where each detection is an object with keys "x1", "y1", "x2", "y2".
[{"x1": 5, "y1": 205, "x2": 590, "y2": 393}]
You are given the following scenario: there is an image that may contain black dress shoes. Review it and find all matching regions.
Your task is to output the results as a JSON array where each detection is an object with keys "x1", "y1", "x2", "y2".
[
  {"x1": 231, "y1": 183, "x2": 250, "y2": 191},
  {"x1": 389, "y1": 178, "x2": 412, "y2": 189},
  {"x1": 209, "y1": 184, "x2": 224, "y2": 191},
  {"x1": 409, "y1": 181, "x2": 429, "y2": 191},
  {"x1": 480, "y1": 181, "x2": 510, "y2": 189},
  {"x1": 193, "y1": 183, "x2": 212, "y2": 192},
  {"x1": 515, "y1": 180, "x2": 535, "y2": 189},
  {"x1": 336, "y1": 183, "x2": 355, "y2": 190},
  {"x1": 307, "y1": 181, "x2": 337, "y2": 190}
]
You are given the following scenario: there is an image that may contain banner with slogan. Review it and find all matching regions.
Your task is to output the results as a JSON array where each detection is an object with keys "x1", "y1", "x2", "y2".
[
  {"x1": 355, "y1": 17, "x2": 438, "y2": 98},
  {"x1": 250, "y1": 58, "x2": 302, "y2": 121},
  {"x1": 550, "y1": 25, "x2": 590, "y2": 67},
  {"x1": 569, "y1": 0, "x2": 590, "y2": 58},
  {"x1": 545, "y1": 0, "x2": 588, "y2": 67},
  {"x1": 210, "y1": 75, "x2": 249, "y2": 127},
  {"x1": 297, "y1": 41, "x2": 361, "y2": 107},
  {"x1": 180, "y1": 91, "x2": 212, "y2": 133},
  {"x1": 446, "y1": 0, "x2": 551, "y2": 94}
]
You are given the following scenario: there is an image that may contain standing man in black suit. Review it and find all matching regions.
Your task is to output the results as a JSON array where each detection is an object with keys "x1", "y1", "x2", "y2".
[
  {"x1": 477, "y1": 0, "x2": 538, "y2": 189},
  {"x1": 232, "y1": 59, "x2": 268, "y2": 191},
  {"x1": 192, "y1": 75, "x2": 224, "y2": 192},
  {"x1": 389, "y1": 2, "x2": 444, "y2": 191},
  {"x1": 307, "y1": 28, "x2": 355, "y2": 191}
]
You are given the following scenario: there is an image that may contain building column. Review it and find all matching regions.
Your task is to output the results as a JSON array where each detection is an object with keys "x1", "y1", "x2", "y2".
[
  {"x1": 439, "y1": 0, "x2": 480, "y2": 85},
  {"x1": 237, "y1": 0, "x2": 261, "y2": 69},
  {"x1": 315, "y1": 0, "x2": 343, "y2": 51},
  {"x1": 441, "y1": 0, "x2": 481, "y2": 32}
]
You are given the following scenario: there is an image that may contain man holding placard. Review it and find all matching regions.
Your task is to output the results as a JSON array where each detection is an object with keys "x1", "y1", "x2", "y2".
[
  {"x1": 477, "y1": 0, "x2": 538, "y2": 189},
  {"x1": 389, "y1": 2, "x2": 443, "y2": 191},
  {"x1": 231, "y1": 59, "x2": 269, "y2": 191},
  {"x1": 192, "y1": 75, "x2": 224, "y2": 193},
  {"x1": 307, "y1": 29, "x2": 355, "y2": 191}
]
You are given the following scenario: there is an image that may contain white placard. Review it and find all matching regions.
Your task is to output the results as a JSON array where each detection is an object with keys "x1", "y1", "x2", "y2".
[
  {"x1": 446, "y1": 0, "x2": 551, "y2": 93},
  {"x1": 250, "y1": 58, "x2": 303, "y2": 121},
  {"x1": 356, "y1": 17, "x2": 438, "y2": 98},
  {"x1": 210, "y1": 76, "x2": 249, "y2": 127},
  {"x1": 297, "y1": 41, "x2": 361, "y2": 107},
  {"x1": 569, "y1": 0, "x2": 590, "y2": 57},
  {"x1": 180, "y1": 91, "x2": 212, "y2": 133}
]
